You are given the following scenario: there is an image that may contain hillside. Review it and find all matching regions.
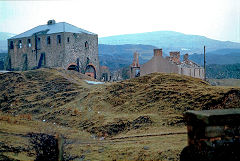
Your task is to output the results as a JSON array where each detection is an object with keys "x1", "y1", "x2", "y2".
[
  {"x1": 206, "y1": 63, "x2": 240, "y2": 79},
  {"x1": 189, "y1": 49, "x2": 240, "y2": 66},
  {"x1": 1, "y1": 68, "x2": 240, "y2": 160},
  {"x1": 99, "y1": 31, "x2": 240, "y2": 54}
]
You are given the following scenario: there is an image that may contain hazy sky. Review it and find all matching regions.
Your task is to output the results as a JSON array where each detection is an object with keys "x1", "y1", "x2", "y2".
[{"x1": 0, "y1": 0, "x2": 239, "y2": 42}]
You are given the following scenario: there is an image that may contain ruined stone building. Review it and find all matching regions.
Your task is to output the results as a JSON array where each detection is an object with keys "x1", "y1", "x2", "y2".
[
  {"x1": 130, "y1": 49, "x2": 204, "y2": 79},
  {"x1": 7, "y1": 20, "x2": 100, "y2": 79},
  {"x1": 130, "y1": 52, "x2": 140, "y2": 79},
  {"x1": 100, "y1": 66, "x2": 111, "y2": 81}
]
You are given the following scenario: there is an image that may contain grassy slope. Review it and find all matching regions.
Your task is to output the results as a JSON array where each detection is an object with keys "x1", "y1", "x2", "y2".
[{"x1": 1, "y1": 68, "x2": 240, "y2": 160}]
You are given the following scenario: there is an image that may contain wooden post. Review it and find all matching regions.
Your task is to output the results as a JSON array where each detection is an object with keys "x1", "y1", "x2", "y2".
[
  {"x1": 204, "y1": 46, "x2": 206, "y2": 81},
  {"x1": 56, "y1": 134, "x2": 64, "y2": 161}
]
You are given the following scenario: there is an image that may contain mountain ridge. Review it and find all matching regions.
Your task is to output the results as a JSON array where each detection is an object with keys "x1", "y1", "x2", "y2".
[{"x1": 99, "y1": 31, "x2": 240, "y2": 54}]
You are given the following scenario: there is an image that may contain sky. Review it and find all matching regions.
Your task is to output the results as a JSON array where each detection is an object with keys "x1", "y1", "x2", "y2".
[{"x1": 0, "y1": 0, "x2": 239, "y2": 42}]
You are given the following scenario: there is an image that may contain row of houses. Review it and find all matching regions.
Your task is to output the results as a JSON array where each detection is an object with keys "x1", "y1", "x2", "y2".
[{"x1": 130, "y1": 49, "x2": 204, "y2": 79}]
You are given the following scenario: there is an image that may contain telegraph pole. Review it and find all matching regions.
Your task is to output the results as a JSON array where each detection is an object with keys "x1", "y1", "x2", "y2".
[
  {"x1": 204, "y1": 46, "x2": 206, "y2": 81},
  {"x1": 35, "y1": 34, "x2": 38, "y2": 62}
]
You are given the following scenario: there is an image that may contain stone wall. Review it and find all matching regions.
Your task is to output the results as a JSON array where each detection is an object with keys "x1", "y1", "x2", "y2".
[
  {"x1": 181, "y1": 109, "x2": 240, "y2": 161},
  {"x1": 153, "y1": 49, "x2": 162, "y2": 57},
  {"x1": 170, "y1": 51, "x2": 180, "y2": 64},
  {"x1": 140, "y1": 50, "x2": 204, "y2": 80},
  {"x1": 63, "y1": 32, "x2": 100, "y2": 79},
  {"x1": 140, "y1": 55, "x2": 179, "y2": 76},
  {"x1": 179, "y1": 67, "x2": 204, "y2": 79},
  {"x1": 8, "y1": 33, "x2": 66, "y2": 70}
]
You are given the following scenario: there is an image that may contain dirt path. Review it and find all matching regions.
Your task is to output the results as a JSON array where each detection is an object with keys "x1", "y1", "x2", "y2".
[{"x1": 65, "y1": 131, "x2": 187, "y2": 145}]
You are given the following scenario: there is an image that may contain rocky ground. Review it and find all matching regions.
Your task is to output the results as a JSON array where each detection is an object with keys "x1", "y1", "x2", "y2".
[{"x1": 0, "y1": 68, "x2": 240, "y2": 160}]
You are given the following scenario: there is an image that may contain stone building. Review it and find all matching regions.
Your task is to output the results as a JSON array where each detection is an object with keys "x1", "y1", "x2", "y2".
[
  {"x1": 7, "y1": 20, "x2": 100, "y2": 79},
  {"x1": 130, "y1": 49, "x2": 204, "y2": 79},
  {"x1": 100, "y1": 66, "x2": 111, "y2": 81},
  {"x1": 129, "y1": 52, "x2": 140, "y2": 78}
]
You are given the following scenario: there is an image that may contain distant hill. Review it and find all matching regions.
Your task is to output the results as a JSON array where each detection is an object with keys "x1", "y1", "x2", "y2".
[
  {"x1": 99, "y1": 31, "x2": 240, "y2": 54},
  {"x1": 0, "y1": 32, "x2": 15, "y2": 40},
  {"x1": 189, "y1": 49, "x2": 240, "y2": 66},
  {"x1": 0, "y1": 53, "x2": 8, "y2": 70},
  {"x1": 206, "y1": 63, "x2": 240, "y2": 79},
  {"x1": 0, "y1": 40, "x2": 7, "y2": 53},
  {"x1": 99, "y1": 44, "x2": 157, "y2": 71},
  {"x1": 0, "y1": 32, "x2": 15, "y2": 53},
  {"x1": 99, "y1": 44, "x2": 240, "y2": 72}
]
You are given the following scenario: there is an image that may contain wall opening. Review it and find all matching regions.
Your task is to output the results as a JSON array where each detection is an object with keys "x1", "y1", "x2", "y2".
[
  {"x1": 27, "y1": 39, "x2": 31, "y2": 48},
  {"x1": 102, "y1": 73, "x2": 108, "y2": 81},
  {"x1": 57, "y1": 35, "x2": 61, "y2": 44},
  {"x1": 85, "y1": 41, "x2": 89, "y2": 49},
  {"x1": 9, "y1": 41, "x2": 14, "y2": 49},
  {"x1": 85, "y1": 64, "x2": 96, "y2": 79},
  {"x1": 135, "y1": 69, "x2": 140, "y2": 77},
  {"x1": 47, "y1": 36, "x2": 51, "y2": 45},
  {"x1": 18, "y1": 40, "x2": 22, "y2": 48},
  {"x1": 37, "y1": 37, "x2": 41, "y2": 49},
  {"x1": 38, "y1": 53, "x2": 46, "y2": 68},
  {"x1": 22, "y1": 54, "x2": 28, "y2": 71},
  {"x1": 67, "y1": 63, "x2": 78, "y2": 71}
]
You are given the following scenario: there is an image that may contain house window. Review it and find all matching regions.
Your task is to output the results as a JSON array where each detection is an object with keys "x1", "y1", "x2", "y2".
[
  {"x1": 18, "y1": 40, "x2": 22, "y2": 48},
  {"x1": 85, "y1": 41, "x2": 89, "y2": 49},
  {"x1": 57, "y1": 35, "x2": 61, "y2": 44},
  {"x1": 47, "y1": 36, "x2": 51, "y2": 45},
  {"x1": 67, "y1": 37, "x2": 70, "y2": 43},
  {"x1": 9, "y1": 41, "x2": 14, "y2": 49},
  {"x1": 27, "y1": 39, "x2": 31, "y2": 47},
  {"x1": 36, "y1": 37, "x2": 41, "y2": 49}
]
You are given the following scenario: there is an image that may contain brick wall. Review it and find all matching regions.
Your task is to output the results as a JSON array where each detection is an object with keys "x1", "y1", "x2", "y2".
[{"x1": 170, "y1": 51, "x2": 180, "y2": 64}]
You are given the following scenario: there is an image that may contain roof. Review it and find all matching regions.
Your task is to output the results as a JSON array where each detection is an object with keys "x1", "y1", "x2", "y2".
[{"x1": 9, "y1": 22, "x2": 96, "y2": 39}]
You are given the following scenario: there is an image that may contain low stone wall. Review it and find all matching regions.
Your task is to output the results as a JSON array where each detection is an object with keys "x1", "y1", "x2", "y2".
[{"x1": 181, "y1": 109, "x2": 240, "y2": 161}]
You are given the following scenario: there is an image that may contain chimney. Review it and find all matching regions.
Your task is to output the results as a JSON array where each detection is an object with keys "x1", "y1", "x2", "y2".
[
  {"x1": 132, "y1": 52, "x2": 140, "y2": 67},
  {"x1": 47, "y1": 20, "x2": 56, "y2": 25},
  {"x1": 169, "y1": 51, "x2": 180, "y2": 64},
  {"x1": 154, "y1": 49, "x2": 163, "y2": 57},
  {"x1": 184, "y1": 53, "x2": 189, "y2": 62}
]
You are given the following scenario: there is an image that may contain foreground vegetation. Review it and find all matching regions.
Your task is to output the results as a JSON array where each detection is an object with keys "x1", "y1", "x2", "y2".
[{"x1": 0, "y1": 68, "x2": 240, "y2": 160}]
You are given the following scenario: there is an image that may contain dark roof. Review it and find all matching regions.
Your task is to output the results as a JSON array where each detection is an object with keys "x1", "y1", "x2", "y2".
[{"x1": 10, "y1": 22, "x2": 96, "y2": 39}]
